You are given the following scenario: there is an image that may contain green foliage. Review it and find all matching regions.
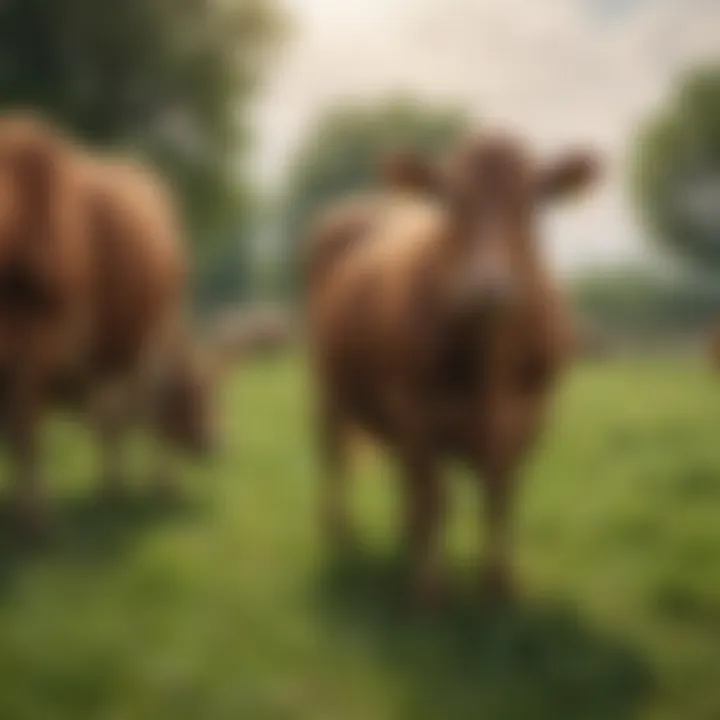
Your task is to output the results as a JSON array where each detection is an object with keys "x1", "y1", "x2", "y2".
[
  {"x1": 279, "y1": 97, "x2": 469, "y2": 295},
  {"x1": 632, "y1": 65, "x2": 720, "y2": 273},
  {"x1": 1, "y1": 357, "x2": 720, "y2": 717},
  {"x1": 0, "y1": 0, "x2": 285, "y2": 245},
  {"x1": 572, "y1": 266, "x2": 720, "y2": 338}
]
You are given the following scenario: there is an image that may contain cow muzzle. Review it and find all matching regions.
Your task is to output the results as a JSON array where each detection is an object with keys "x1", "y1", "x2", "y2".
[{"x1": 451, "y1": 272, "x2": 519, "y2": 321}]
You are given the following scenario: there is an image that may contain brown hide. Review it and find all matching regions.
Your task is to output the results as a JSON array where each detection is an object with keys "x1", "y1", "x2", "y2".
[
  {"x1": 0, "y1": 115, "x2": 91, "y2": 382},
  {"x1": 306, "y1": 193, "x2": 388, "y2": 288},
  {"x1": 309, "y1": 167, "x2": 574, "y2": 454},
  {"x1": 80, "y1": 156, "x2": 186, "y2": 380},
  {"x1": 0, "y1": 116, "x2": 186, "y2": 400},
  {"x1": 308, "y1": 132, "x2": 600, "y2": 605},
  {"x1": 78, "y1": 156, "x2": 219, "y2": 455}
]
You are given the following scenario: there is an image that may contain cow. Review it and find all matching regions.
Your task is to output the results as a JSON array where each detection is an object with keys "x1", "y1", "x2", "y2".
[
  {"x1": 0, "y1": 113, "x2": 222, "y2": 536},
  {"x1": 307, "y1": 132, "x2": 601, "y2": 607}
]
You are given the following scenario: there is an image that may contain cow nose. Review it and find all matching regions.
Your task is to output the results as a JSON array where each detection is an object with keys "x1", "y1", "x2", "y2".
[
  {"x1": 450, "y1": 273, "x2": 518, "y2": 318},
  {"x1": 461, "y1": 274, "x2": 518, "y2": 317}
]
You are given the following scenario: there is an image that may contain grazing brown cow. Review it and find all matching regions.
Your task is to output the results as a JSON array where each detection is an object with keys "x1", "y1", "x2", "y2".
[
  {"x1": 307, "y1": 132, "x2": 600, "y2": 606},
  {"x1": 0, "y1": 113, "x2": 221, "y2": 535}
]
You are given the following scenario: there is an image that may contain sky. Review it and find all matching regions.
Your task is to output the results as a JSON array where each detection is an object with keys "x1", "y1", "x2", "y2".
[{"x1": 252, "y1": 0, "x2": 720, "y2": 273}]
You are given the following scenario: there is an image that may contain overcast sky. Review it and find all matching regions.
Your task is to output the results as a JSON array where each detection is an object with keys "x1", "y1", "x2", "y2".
[{"x1": 252, "y1": 0, "x2": 720, "y2": 273}]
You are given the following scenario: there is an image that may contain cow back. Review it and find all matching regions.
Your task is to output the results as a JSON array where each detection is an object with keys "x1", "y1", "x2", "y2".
[
  {"x1": 81, "y1": 157, "x2": 187, "y2": 378},
  {"x1": 0, "y1": 115, "x2": 92, "y2": 377}
]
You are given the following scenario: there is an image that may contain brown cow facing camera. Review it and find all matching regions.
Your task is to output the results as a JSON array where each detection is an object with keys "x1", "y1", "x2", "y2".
[
  {"x1": 0, "y1": 112, "x2": 225, "y2": 537},
  {"x1": 307, "y1": 131, "x2": 601, "y2": 607}
]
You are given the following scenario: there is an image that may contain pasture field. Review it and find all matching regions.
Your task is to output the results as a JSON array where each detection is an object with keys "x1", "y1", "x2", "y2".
[{"x1": 0, "y1": 356, "x2": 718, "y2": 719}]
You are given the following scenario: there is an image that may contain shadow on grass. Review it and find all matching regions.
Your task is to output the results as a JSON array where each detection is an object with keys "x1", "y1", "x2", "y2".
[
  {"x1": 316, "y1": 548, "x2": 653, "y2": 720},
  {"x1": 0, "y1": 491, "x2": 202, "y2": 595}
]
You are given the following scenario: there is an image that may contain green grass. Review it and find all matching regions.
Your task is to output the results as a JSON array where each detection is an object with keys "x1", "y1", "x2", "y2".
[{"x1": 0, "y1": 356, "x2": 719, "y2": 719}]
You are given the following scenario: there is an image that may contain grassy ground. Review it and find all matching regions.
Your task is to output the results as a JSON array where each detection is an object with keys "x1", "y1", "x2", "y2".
[{"x1": 0, "y1": 356, "x2": 718, "y2": 719}]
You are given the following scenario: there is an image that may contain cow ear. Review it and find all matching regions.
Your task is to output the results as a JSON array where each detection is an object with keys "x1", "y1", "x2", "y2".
[
  {"x1": 536, "y1": 150, "x2": 601, "y2": 203},
  {"x1": 381, "y1": 152, "x2": 438, "y2": 193}
]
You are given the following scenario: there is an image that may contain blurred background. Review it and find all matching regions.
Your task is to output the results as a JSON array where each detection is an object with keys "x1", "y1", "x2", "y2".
[
  {"x1": 255, "y1": 0, "x2": 720, "y2": 352},
  {"x1": 5, "y1": 0, "x2": 719, "y2": 347},
  {"x1": 1, "y1": 1, "x2": 720, "y2": 719}
]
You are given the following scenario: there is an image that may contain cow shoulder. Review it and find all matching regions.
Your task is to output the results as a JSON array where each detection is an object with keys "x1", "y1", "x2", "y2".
[
  {"x1": 306, "y1": 192, "x2": 387, "y2": 285},
  {"x1": 313, "y1": 195, "x2": 448, "y2": 386}
]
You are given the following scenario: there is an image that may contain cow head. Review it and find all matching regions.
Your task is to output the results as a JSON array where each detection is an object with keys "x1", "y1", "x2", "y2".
[
  {"x1": 154, "y1": 346, "x2": 225, "y2": 458},
  {"x1": 384, "y1": 134, "x2": 601, "y2": 321}
]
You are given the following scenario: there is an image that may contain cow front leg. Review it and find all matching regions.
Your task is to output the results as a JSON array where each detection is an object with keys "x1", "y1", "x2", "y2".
[
  {"x1": 480, "y1": 471, "x2": 517, "y2": 603},
  {"x1": 98, "y1": 420, "x2": 130, "y2": 503},
  {"x1": 93, "y1": 385, "x2": 132, "y2": 502},
  {"x1": 319, "y1": 398, "x2": 354, "y2": 550},
  {"x1": 474, "y1": 405, "x2": 538, "y2": 603},
  {"x1": 148, "y1": 441, "x2": 184, "y2": 504},
  {"x1": 400, "y1": 448, "x2": 445, "y2": 610},
  {"x1": 473, "y1": 369, "x2": 545, "y2": 603},
  {"x1": 477, "y1": 397, "x2": 544, "y2": 600}
]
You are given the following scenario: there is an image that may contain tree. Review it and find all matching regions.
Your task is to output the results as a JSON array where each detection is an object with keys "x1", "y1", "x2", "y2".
[
  {"x1": 279, "y1": 96, "x2": 469, "y2": 295},
  {"x1": 632, "y1": 65, "x2": 720, "y2": 273},
  {"x1": 0, "y1": 0, "x2": 284, "y2": 246},
  {"x1": 571, "y1": 266, "x2": 720, "y2": 340}
]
